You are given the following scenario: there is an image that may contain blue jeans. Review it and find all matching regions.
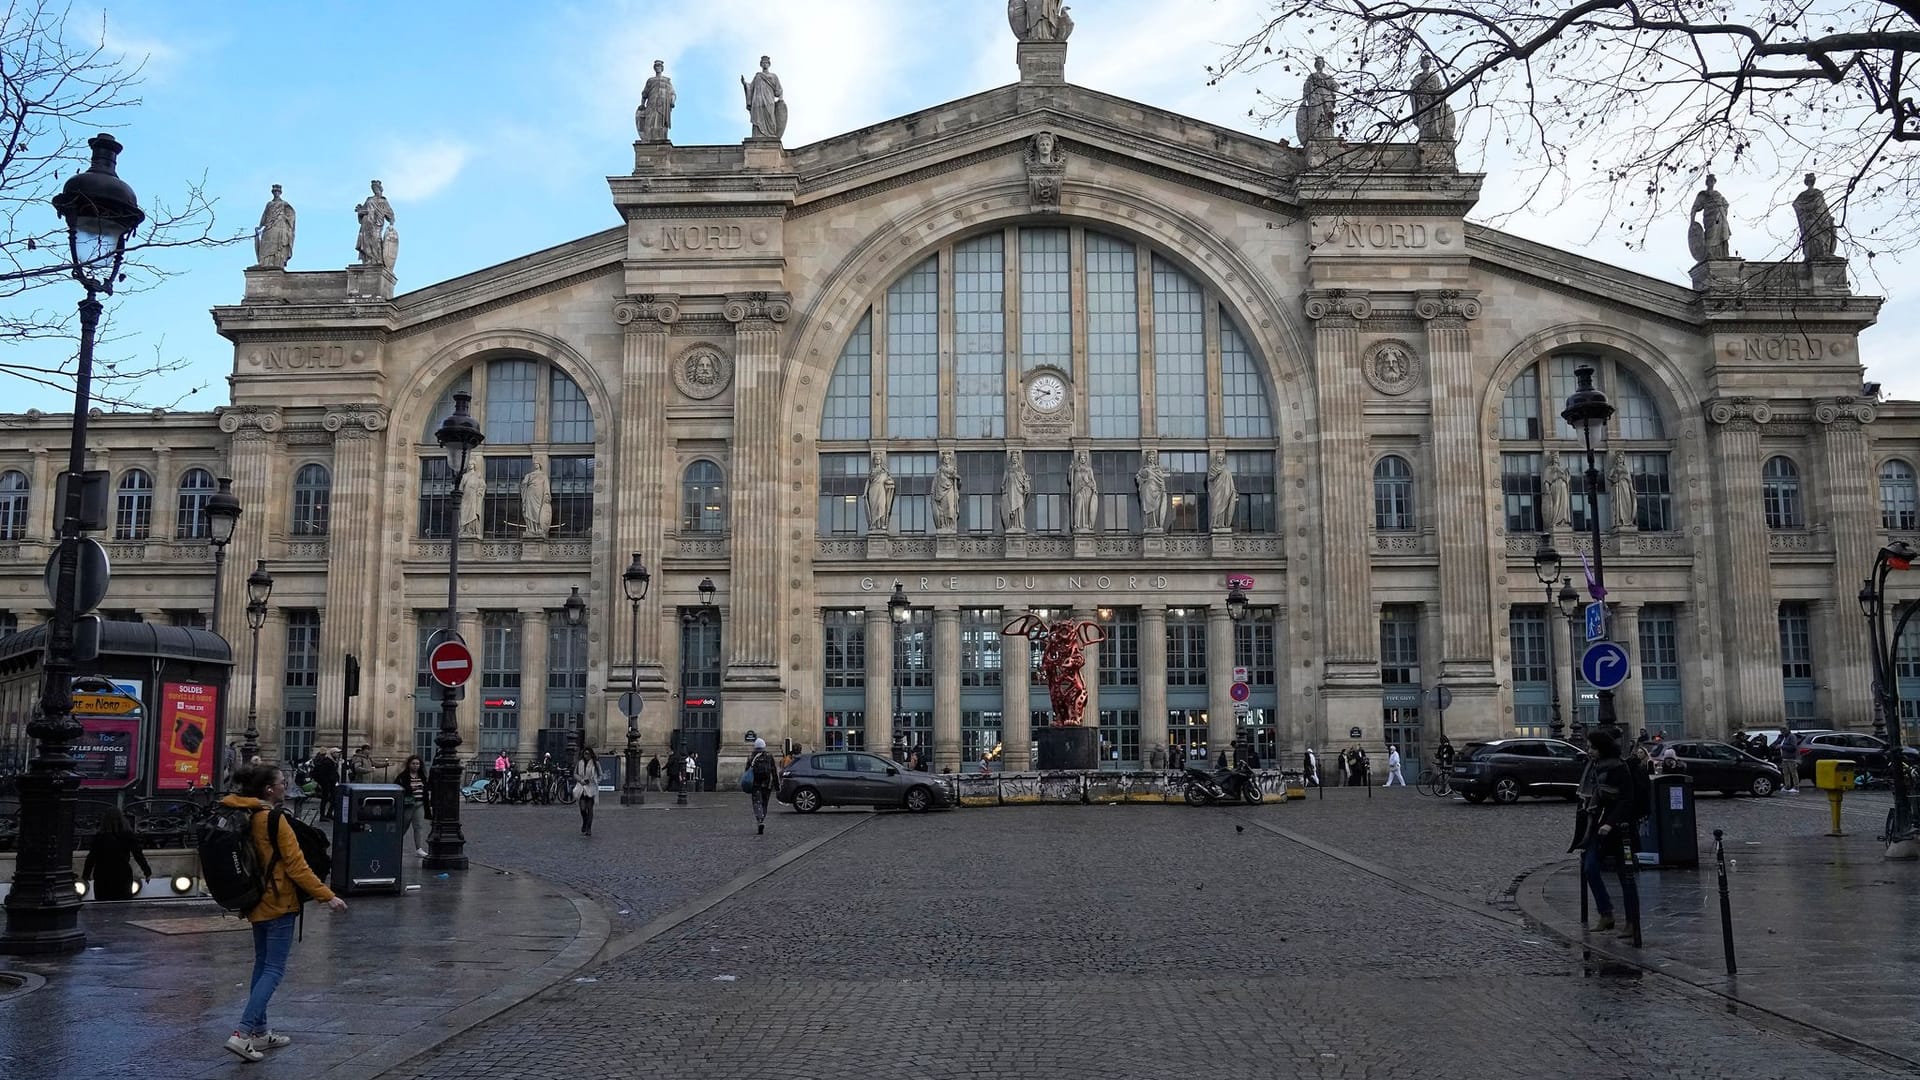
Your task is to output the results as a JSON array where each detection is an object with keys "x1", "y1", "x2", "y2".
[
  {"x1": 1582, "y1": 832, "x2": 1639, "y2": 923},
  {"x1": 240, "y1": 913, "x2": 297, "y2": 1035}
]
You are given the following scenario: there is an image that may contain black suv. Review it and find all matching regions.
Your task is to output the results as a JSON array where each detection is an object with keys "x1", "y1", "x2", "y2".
[{"x1": 1450, "y1": 738, "x2": 1587, "y2": 804}]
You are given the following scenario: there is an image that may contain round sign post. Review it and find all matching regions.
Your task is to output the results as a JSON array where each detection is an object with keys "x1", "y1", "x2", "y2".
[{"x1": 428, "y1": 640, "x2": 475, "y2": 689}]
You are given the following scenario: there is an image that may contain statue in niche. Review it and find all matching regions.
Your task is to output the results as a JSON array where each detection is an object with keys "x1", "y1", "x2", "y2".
[
  {"x1": 1007, "y1": 0, "x2": 1074, "y2": 42},
  {"x1": 1411, "y1": 55, "x2": 1456, "y2": 142},
  {"x1": 636, "y1": 60, "x2": 675, "y2": 143},
  {"x1": 1206, "y1": 450, "x2": 1237, "y2": 531},
  {"x1": 1543, "y1": 450, "x2": 1571, "y2": 530},
  {"x1": 1026, "y1": 131, "x2": 1066, "y2": 213},
  {"x1": 864, "y1": 452, "x2": 895, "y2": 533},
  {"x1": 354, "y1": 180, "x2": 395, "y2": 267},
  {"x1": 1794, "y1": 173, "x2": 1838, "y2": 260},
  {"x1": 1297, "y1": 57, "x2": 1339, "y2": 143},
  {"x1": 1070, "y1": 448, "x2": 1098, "y2": 532},
  {"x1": 520, "y1": 460, "x2": 551, "y2": 538},
  {"x1": 1002, "y1": 449, "x2": 1032, "y2": 530},
  {"x1": 1688, "y1": 173, "x2": 1731, "y2": 262},
  {"x1": 254, "y1": 184, "x2": 295, "y2": 269},
  {"x1": 1136, "y1": 449, "x2": 1169, "y2": 532},
  {"x1": 741, "y1": 55, "x2": 787, "y2": 140},
  {"x1": 458, "y1": 453, "x2": 486, "y2": 540},
  {"x1": 1608, "y1": 451, "x2": 1637, "y2": 529},
  {"x1": 932, "y1": 449, "x2": 961, "y2": 532}
]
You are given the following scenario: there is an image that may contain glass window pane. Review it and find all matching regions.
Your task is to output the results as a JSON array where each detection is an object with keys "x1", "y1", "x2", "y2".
[
  {"x1": 957, "y1": 452, "x2": 1001, "y2": 533},
  {"x1": 550, "y1": 455, "x2": 594, "y2": 536},
  {"x1": 1220, "y1": 315, "x2": 1273, "y2": 438},
  {"x1": 1615, "y1": 366, "x2": 1665, "y2": 439},
  {"x1": 1500, "y1": 367, "x2": 1542, "y2": 440},
  {"x1": 114, "y1": 469, "x2": 153, "y2": 541},
  {"x1": 1630, "y1": 452, "x2": 1672, "y2": 532},
  {"x1": 174, "y1": 468, "x2": 215, "y2": 540},
  {"x1": 1152, "y1": 256, "x2": 1206, "y2": 438},
  {"x1": 292, "y1": 464, "x2": 331, "y2": 537},
  {"x1": 1550, "y1": 355, "x2": 1604, "y2": 443},
  {"x1": 1019, "y1": 228, "x2": 1071, "y2": 375},
  {"x1": 817, "y1": 453, "x2": 869, "y2": 536},
  {"x1": 1884, "y1": 460, "x2": 1919, "y2": 531},
  {"x1": 681, "y1": 461, "x2": 726, "y2": 533},
  {"x1": 485, "y1": 359, "x2": 538, "y2": 443},
  {"x1": 822, "y1": 313, "x2": 873, "y2": 441},
  {"x1": 953, "y1": 236, "x2": 1005, "y2": 439},
  {"x1": 1763, "y1": 456, "x2": 1803, "y2": 529},
  {"x1": 483, "y1": 456, "x2": 532, "y2": 538},
  {"x1": 1162, "y1": 451, "x2": 1208, "y2": 534},
  {"x1": 1093, "y1": 451, "x2": 1139, "y2": 532},
  {"x1": 422, "y1": 374, "x2": 472, "y2": 443},
  {"x1": 1228, "y1": 451, "x2": 1276, "y2": 533},
  {"x1": 0, "y1": 470, "x2": 27, "y2": 540},
  {"x1": 886, "y1": 257, "x2": 939, "y2": 439},
  {"x1": 890, "y1": 452, "x2": 937, "y2": 534},
  {"x1": 1026, "y1": 451, "x2": 1069, "y2": 534},
  {"x1": 1501, "y1": 452, "x2": 1541, "y2": 533},
  {"x1": 1373, "y1": 456, "x2": 1414, "y2": 531},
  {"x1": 549, "y1": 369, "x2": 595, "y2": 444},
  {"x1": 1085, "y1": 233, "x2": 1139, "y2": 438}
]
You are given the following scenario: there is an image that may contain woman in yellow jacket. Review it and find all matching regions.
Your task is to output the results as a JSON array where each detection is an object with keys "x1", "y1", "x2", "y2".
[{"x1": 221, "y1": 764, "x2": 348, "y2": 1062}]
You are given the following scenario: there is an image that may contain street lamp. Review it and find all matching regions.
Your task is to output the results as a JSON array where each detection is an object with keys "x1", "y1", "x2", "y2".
[
  {"x1": 888, "y1": 580, "x2": 911, "y2": 761},
  {"x1": 240, "y1": 561, "x2": 273, "y2": 763},
  {"x1": 206, "y1": 477, "x2": 242, "y2": 635},
  {"x1": 425, "y1": 390, "x2": 484, "y2": 872},
  {"x1": 2, "y1": 134, "x2": 144, "y2": 955},
  {"x1": 1225, "y1": 582, "x2": 1250, "y2": 624},
  {"x1": 1560, "y1": 363, "x2": 1619, "y2": 735},
  {"x1": 620, "y1": 553, "x2": 650, "y2": 806},
  {"x1": 1557, "y1": 577, "x2": 1583, "y2": 744},
  {"x1": 1860, "y1": 541, "x2": 1919, "y2": 857},
  {"x1": 677, "y1": 577, "x2": 719, "y2": 806},
  {"x1": 1533, "y1": 539, "x2": 1564, "y2": 740},
  {"x1": 562, "y1": 585, "x2": 586, "y2": 754}
]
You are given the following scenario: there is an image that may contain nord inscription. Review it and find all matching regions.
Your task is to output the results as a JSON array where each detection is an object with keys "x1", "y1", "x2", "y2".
[
  {"x1": 1342, "y1": 222, "x2": 1428, "y2": 249},
  {"x1": 660, "y1": 225, "x2": 744, "y2": 251},
  {"x1": 254, "y1": 345, "x2": 349, "y2": 371},
  {"x1": 1740, "y1": 336, "x2": 1837, "y2": 362}
]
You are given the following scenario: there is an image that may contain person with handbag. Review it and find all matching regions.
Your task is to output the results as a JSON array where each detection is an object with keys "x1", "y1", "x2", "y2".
[
  {"x1": 744, "y1": 738, "x2": 779, "y2": 835},
  {"x1": 395, "y1": 755, "x2": 429, "y2": 856},
  {"x1": 574, "y1": 746, "x2": 601, "y2": 835}
]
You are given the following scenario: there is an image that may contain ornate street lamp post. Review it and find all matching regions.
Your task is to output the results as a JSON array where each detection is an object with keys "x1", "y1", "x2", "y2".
[
  {"x1": 1534, "y1": 539, "x2": 1564, "y2": 740},
  {"x1": 1560, "y1": 364, "x2": 1619, "y2": 735},
  {"x1": 1860, "y1": 542, "x2": 1920, "y2": 858},
  {"x1": 205, "y1": 477, "x2": 242, "y2": 636},
  {"x1": 425, "y1": 391, "x2": 484, "y2": 872},
  {"x1": 677, "y1": 576, "x2": 718, "y2": 806},
  {"x1": 2, "y1": 134, "x2": 145, "y2": 955},
  {"x1": 240, "y1": 561, "x2": 274, "y2": 763},
  {"x1": 620, "y1": 553, "x2": 650, "y2": 806},
  {"x1": 888, "y1": 580, "x2": 911, "y2": 760},
  {"x1": 562, "y1": 585, "x2": 586, "y2": 754},
  {"x1": 1557, "y1": 578, "x2": 1583, "y2": 745},
  {"x1": 1224, "y1": 582, "x2": 1250, "y2": 624}
]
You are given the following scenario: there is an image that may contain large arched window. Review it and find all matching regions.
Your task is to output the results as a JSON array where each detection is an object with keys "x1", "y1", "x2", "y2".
[
  {"x1": 292, "y1": 464, "x2": 331, "y2": 537},
  {"x1": 114, "y1": 468, "x2": 153, "y2": 540},
  {"x1": 816, "y1": 225, "x2": 1279, "y2": 538},
  {"x1": 1883, "y1": 459, "x2": 1919, "y2": 531},
  {"x1": 1373, "y1": 456, "x2": 1414, "y2": 531},
  {"x1": 681, "y1": 461, "x2": 726, "y2": 534},
  {"x1": 0, "y1": 470, "x2": 28, "y2": 541},
  {"x1": 174, "y1": 468, "x2": 216, "y2": 539},
  {"x1": 1497, "y1": 355, "x2": 1673, "y2": 535},
  {"x1": 417, "y1": 359, "x2": 596, "y2": 539},
  {"x1": 1762, "y1": 456, "x2": 1803, "y2": 529}
]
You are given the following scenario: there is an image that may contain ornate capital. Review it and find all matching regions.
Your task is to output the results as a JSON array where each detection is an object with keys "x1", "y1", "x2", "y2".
[
  {"x1": 217, "y1": 405, "x2": 284, "y2": 439},
  {"x1": 1704, "y1": 397, "x2": 1773, "y2": 429},
  {"x1": 1414, "y1": 289, "x2": 1481, "y2": 322},
  {"x1": 613, "y1": 293, "x2": 681, "y2": 328},
  {"x1": 1303, "y1": 289, "x2": 1372, "y2": 322},
  {"x1": 1813, "y1": 396, "x2": 1877, "y2": 427},
  {"x1": 723, "y1": 291, "x2": 792, "y2": 327},
  {"x1": 322, "y1": 404, "x2": 390, "y2": 437}
]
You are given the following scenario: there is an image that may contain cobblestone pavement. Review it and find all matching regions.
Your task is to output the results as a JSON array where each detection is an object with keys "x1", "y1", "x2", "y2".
[{"x1": 389, "y1": 797, "x2": 1912, "y2": 1080}]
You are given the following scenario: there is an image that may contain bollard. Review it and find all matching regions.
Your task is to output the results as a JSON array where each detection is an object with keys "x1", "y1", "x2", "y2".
[
  {"x1": 1827, "y1": 789, "x2": 1844, "y2": 836},
  {"x1": 1712, "y1": 828, "x2": 1737, "y2": 976},
  {"x1": 1623, "y1": 829, "x2": 1642, "y2": 949},
  {"x1": 1579, "y1": 849, "x2": 1589, "y2": 927}
]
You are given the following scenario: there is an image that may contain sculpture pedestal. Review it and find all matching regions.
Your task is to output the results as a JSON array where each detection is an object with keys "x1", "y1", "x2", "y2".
[
  {"x1": 936, "y1": 534, "x2": 958, "y2": 560},
  {"x1": 865, "y1": 535, "x2": 892, "y2": 560},
  {"x1": 1017, "y1": 42, "x2": 1067, "y2": 85},
  {"x1": 1035, "y1": 726, "x2": 1097, "y2": 770},
  {"x1": 1073, "y1": 536, "x2": 1096, "y2": 559},
  {"x1": 1004, "y1": 529, "x2": 1027, "y2": 559},
  {"x1": 1142, "y1": 532, "x2": 1166, "y2": 558},
  {"x1": 1210, "y1": 530, "x2": 1233, "y2": 557},
  {"x1": 346, "y1": 263, "x2": 395, "y2": 300}
]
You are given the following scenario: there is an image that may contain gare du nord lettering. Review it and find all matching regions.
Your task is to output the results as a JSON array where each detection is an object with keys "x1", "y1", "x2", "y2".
[{"x1": 255, "y1": 344, "x2": 349, "y2": 371}]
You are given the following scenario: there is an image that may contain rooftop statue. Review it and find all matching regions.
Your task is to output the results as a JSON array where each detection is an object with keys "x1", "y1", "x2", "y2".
[
  {"x1": 1008, "y1": 0, "x2": 1073, "y2": 41},
  {"x1": 1687, "y1": 173, "x2": 1731, "y2": 262},
  {"x1": 742, "y1": 56, "x2": 788, "y2": 140},
  {"x1": 1794, "y1": 173, "x2": 1837, "y2": 260},
  {"x1": 1297, "y1": 57, "x2": 1338, "y2": 143},
  {"x1": 637, "y1": 60, "x2": 675, "y2": 144},
  {"x1": 254, "y1": 184, "x2": 295, "y2": 269}
]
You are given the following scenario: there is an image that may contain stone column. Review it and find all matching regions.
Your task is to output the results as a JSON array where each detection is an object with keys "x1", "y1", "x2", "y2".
[
  {"x1": 320, "y1": 407, "x2": 387, "y2": 751},
  {"x1": 933, "y1": 608, "x2": 961, "y2": 773},
  {"x1": 459, "y1": 609, "x2": 485, "y2": 756},
  {"x1": 26, "y1": 446, "x2": 49, "y2": 541},
  {"x1": 1140, "y1": 604, "x2": 1169, "y2": 767},
  {"x1": 865, "y1": 607, "x2": 894, "y2": 754},
  {"x1": 1706, "y1": 399, "x2": 1781, "y2": 729},
  {"x1": 215, "y1": 408, "x2": 283, "y2": 645},
  {"x1": 1815, "y1": 399, "x2": 1879, "y2": 730},
  {"x1": 518, "y1": 607, "x2": 549, "y2": 759},
  {"x1": 1207, "y1": 606, "x2": 1235, "y2": 753},
  {"x1": 1303, "y1": 292, "x2": 1381, "y2": 745},
  {"x1": 611, "y1": 297, "x2": 677, "y2": 705},
  {"x1": 1808, "y1": 598, "x2": 1840, "y2": 724},
  {"x1": 248, "y1": 609, "x2": 286, "y2": 762},
  {"x1": 1611, "y1": 602, "x2": 1644, "y2": 736},
  {"x1": 151, "y1": 447, "x2": 175, "y2": 542},
  {"x1": 721, "y1": 293, "x2": 792, "y2": 745},
  {"x1": 1001, "y1": 622, "x2": 1030, "y2": 766}
]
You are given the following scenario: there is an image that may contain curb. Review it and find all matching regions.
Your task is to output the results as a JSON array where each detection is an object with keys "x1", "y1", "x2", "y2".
[
  {"x1": 1246, "y1": 817, "x2": 1525, "y2": 929},
  {"x1": 1513, "y1": 862, "x2": 1920, "y2": 1073}
]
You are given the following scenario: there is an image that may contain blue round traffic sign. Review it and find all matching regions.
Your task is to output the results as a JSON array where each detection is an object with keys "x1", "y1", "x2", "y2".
[{"x1": 1580, "y1": 641, "x2": 1631, "y2": 691}]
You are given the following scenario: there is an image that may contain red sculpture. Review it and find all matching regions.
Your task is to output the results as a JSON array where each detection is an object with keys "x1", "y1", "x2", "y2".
[{"x1": 1001, "y1": 612, "x2": 1106, "y2": 727}]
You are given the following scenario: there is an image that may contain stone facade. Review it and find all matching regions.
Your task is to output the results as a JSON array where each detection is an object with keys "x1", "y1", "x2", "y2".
[{"x1": 0, "y1": 34, "x2": 1910, "y2": 779}]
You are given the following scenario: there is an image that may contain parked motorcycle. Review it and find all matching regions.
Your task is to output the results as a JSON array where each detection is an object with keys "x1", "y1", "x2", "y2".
[{"x1": 1183, "y1": 761, "x2": 1263, "y2": 806}]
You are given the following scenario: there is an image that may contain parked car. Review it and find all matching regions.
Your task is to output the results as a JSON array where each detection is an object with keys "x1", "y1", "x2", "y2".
[
  {"x1": 1661, "y1": 740, "x2": 1782, "y2": 797},
  {"x1": 778, "y1": 751, "x2": 955, "y2": 813},
  {"x1": 1450, "y1": 738, "x2": 1587, "y2": 804},
  {"x1": 1793, "y1": 731, "x2": 1920, "y2": 781}
]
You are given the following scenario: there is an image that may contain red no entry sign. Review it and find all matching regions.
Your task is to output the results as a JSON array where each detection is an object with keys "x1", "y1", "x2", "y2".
[{"x1": 429, "y1": 640, "x2": 475, "y2": 688}]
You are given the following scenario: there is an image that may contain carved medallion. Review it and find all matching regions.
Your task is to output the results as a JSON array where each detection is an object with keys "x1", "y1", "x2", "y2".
[
  {"x1": 1362, "y1": 339, "x2": 1421, "y2": 396},
  {"x1": 674, "y1": 346, "x2": 733, "y2": 400}
]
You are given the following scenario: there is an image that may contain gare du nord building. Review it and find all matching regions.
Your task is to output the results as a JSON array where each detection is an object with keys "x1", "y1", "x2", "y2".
[{"x1": 0, "y1": 29, "x2": 1907, "y2": 782}]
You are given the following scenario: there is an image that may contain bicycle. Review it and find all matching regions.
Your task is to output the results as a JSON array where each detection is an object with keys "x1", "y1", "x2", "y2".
[{"x1": 1416, "y1": 768, "x2": 1453, "y2": 797}]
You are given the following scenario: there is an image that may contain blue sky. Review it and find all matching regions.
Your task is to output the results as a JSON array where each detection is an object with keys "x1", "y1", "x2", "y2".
[{"x1": 16, "y1": 0, "x2": 1916, "y2": 412}]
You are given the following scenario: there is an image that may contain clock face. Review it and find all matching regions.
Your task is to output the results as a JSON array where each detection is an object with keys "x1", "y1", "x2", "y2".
[{"x1": 1028, "y1": 374, "x2": 1067, "y2": 412}]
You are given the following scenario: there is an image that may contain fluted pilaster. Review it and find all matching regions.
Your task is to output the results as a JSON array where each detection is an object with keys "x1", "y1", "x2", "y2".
[
  {"x1": 1140, "y1": 604, "x2": 1168, "y2": 765},
  {"x1": 866, "y1": 607, "x2": 893, "y2": 752},
  {"x1": 1304, "y1": 291, "x2": 1376, "y2": 670},
  {"x1": 1816, "y1": 398, "x2": 1879, "y2": 730},
  {"x1": 613, "y1": 296, "x2": 677, "y2": 697},
  {"x1": 1706, "y1": 398, "x2": 1779, "y2": 728},
  {"x1": 724, "y1": 292, "x2": 791, "y2": 684},
  {"x1": 934, "y1": 608, "x2": 961, "y2": 772},
  {"x1": 1001, "y1": 620, "x2": 1030, "y2": 762},
  {"x1": 215, "y1": 407, "x2": 283, "y2": 663}
]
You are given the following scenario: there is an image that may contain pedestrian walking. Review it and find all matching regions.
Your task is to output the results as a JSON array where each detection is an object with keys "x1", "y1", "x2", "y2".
[
  {"x1": 395, "y1": 755, "x2": 429, "y2": 856},
  {"x1": 665, "y1": 750, "x2": 682, "y2": 792},
  {"x1": 81, "y1": 806, "x2": 151, "y2": 901},
  {"x1": 575, "y1": 746, "x2": 601, "y2": 835},
  {"x1": 348, "y1": 744, "x2": 388, "y2": 783},
  {"x1": 646, "y1": 754, "x2": 662, "y2": 791},
  {"x1": 1569, "y1": 730, "x2": 1640, "y2": 939},
  {"x1": 1778, "y1": 727, "x2": 1801, "y2": 792},
  {"x1": 1434, "y1": 737, "x2": 1456, "y2": 773},
  {"x1": 1303, "y1": 747, "x2": 1320, "y2": 787},
  {"x1": 746, "y1": 737, "x2": 778, "y2": 834},
  {"x1": 312, "y1": 748, "x2": 340, "y2": 822},
  {"x1": 681, "y1": 751, "x2": 698, "y2": 791},
  {"x1": 1353, "y1": 747, "x2": 1371, "y2": 786},
  {"x1": 220, "y1": 763, "x2": 347, "y2": 1062},
  {"x1": 1384, "y1": 744, "x2": 1406, "y2": 787},
  {"x1": 493, "y1": 749, "x2": 511, "y2": 778}
]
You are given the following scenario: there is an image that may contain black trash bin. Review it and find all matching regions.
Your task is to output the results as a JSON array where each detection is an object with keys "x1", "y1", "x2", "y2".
[
  {"x1": 1636, "y1": 772, "x2": 1698, "y2": 867},
  {"x1": 332, "y1": 783, "x2": 405, "y2": 895}
]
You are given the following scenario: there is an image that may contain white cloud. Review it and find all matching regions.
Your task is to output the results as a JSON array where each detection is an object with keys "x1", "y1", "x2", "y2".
[
  {"x1": 376, "y1": 138, "x2": 472, "y2": 201},
  {"x1": 67, "y1": 6, "x2": 192, "y2": 82}
]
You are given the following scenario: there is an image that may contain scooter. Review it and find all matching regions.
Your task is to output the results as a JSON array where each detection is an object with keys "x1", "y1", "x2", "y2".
[{"x1": 1182, "y1": 760, "x2": 1263, "y2": 806}]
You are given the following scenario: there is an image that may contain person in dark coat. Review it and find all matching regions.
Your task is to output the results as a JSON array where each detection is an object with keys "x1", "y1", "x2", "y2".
[
  {"x1": 82, "y1": 806, "x2": 152, "y2": 901},
  {"x1": 646, "y1": 754, "x2": 663, "y2": 791},
  {"x1": 312, "y1": 748, "x2": 340, "y2": 821},
  {"x1": 1569, "y1": 729, "x2": 1641, "y2": 937},
  {"x1": 665, "y1": 750, "x2": 682, "y2": 792}
]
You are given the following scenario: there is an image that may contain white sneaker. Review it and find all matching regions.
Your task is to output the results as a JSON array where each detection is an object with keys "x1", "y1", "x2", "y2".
[
  {"x1": 257, "y1": 1032, "x2": 290, "y2": 1049},
  {"x1": 225, "y1": 1034, "x2": 264, "y2": 1062},
  {"x1": 416, "y1": 848, "x2": 429, "y2": 856}
]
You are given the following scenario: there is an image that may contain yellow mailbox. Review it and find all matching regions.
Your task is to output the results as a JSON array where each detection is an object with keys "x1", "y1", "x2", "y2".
[{"x1": 1815, "y1": 759, "x2": 1857, "y2": 791}]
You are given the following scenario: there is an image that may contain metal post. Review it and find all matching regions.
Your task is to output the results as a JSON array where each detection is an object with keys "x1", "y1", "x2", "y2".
[
  {"x1": 1544, "y1": 581, "x2": 1562, "y2": 741},
  {"x1": 622, "y1": 595, "x2": 644, "y2": 805},
  {"x1": 242, "y1": 613, "x2": 263, "y2": 762},
  {"x1": 1582, "y1": 445, "x2": 1615, "y2": 732},
  {"x1": 1565, "y1": 581, "x2": 1584, "y2": 746},
  {"x1": 1712, "y1": 828, "x2": 1737, "y2": 975},
  {"x1": 1866, "y1": 554, "x2": 1919, "y2": 854},
  {"x1": 424, "y1": 478, "x2": 468, "y2": 871},
  {"x1": 677, "y1": 610, "x2": 691, "y2": 807}
]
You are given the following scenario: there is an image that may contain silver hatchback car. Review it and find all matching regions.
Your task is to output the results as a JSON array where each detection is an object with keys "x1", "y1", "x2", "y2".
[{"x1": 777, "y1": 751, "x2": 955, "y2": 813}]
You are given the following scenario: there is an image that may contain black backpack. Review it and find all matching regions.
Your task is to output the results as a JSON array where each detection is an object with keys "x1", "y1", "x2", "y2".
[
  {"x1": 750, "y1": 751, "x2": 775, "y2": 787},
  {"x1": 280, "y1": 812, "x2": 332, "y2": 899},
  {"x1": 1621, "y1": 748, "x2": 1654, "y2": 823},
  {"x1": 198, "y1": 805, "x2": 268, "y2": 913}
]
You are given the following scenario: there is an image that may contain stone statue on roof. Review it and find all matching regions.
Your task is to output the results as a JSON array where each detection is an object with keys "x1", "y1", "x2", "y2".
[{"x1": 1008, "y1": 0, "x2": 1073, "y2": 41}]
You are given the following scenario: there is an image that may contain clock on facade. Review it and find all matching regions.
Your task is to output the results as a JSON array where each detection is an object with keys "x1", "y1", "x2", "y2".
[{"x1": 1027, "y1": 373, "x2": 1067, "y2": 413}]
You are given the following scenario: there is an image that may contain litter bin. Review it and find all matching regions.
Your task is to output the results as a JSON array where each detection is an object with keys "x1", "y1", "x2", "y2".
[
  {"x1": 332, "y1": 783, "x2": 404, "y2": 895},
  {"x1": 1636, "y1": 772, "x2": 1698, "y2": 867}
]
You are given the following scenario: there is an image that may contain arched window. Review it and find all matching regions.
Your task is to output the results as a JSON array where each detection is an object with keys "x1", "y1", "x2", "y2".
[
  {"x1": 1497, "y1": 355, "x2": 1673, "y2": 535},
  {"x1": 114, "y1": 469, "x2": 153, "y2": 540},
  {"x1": 681, "y1": 461, "x2": 726, "y2": 534},
  {"x1": 174, "y1": 468, "x2": 216, "y2": 539},
  {"x1": 1762, "y1": 456, "x2": 1803, "y2": 529},
  {"x1": 0, "y1": 471, "x2": 27, "y2": 541},
  {"x1": 1373, "y1": 456, "x2": 1415, "y2": 531},
  {"x1": 292, "y1": 464, "x2": 331, "y2": 537},
  {"x1": 416, "y1": 361, "x2": 596, "y2": 540},
  {"x1": 1883, "y1": 460, "x2": 1919, "y2": 531}
]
